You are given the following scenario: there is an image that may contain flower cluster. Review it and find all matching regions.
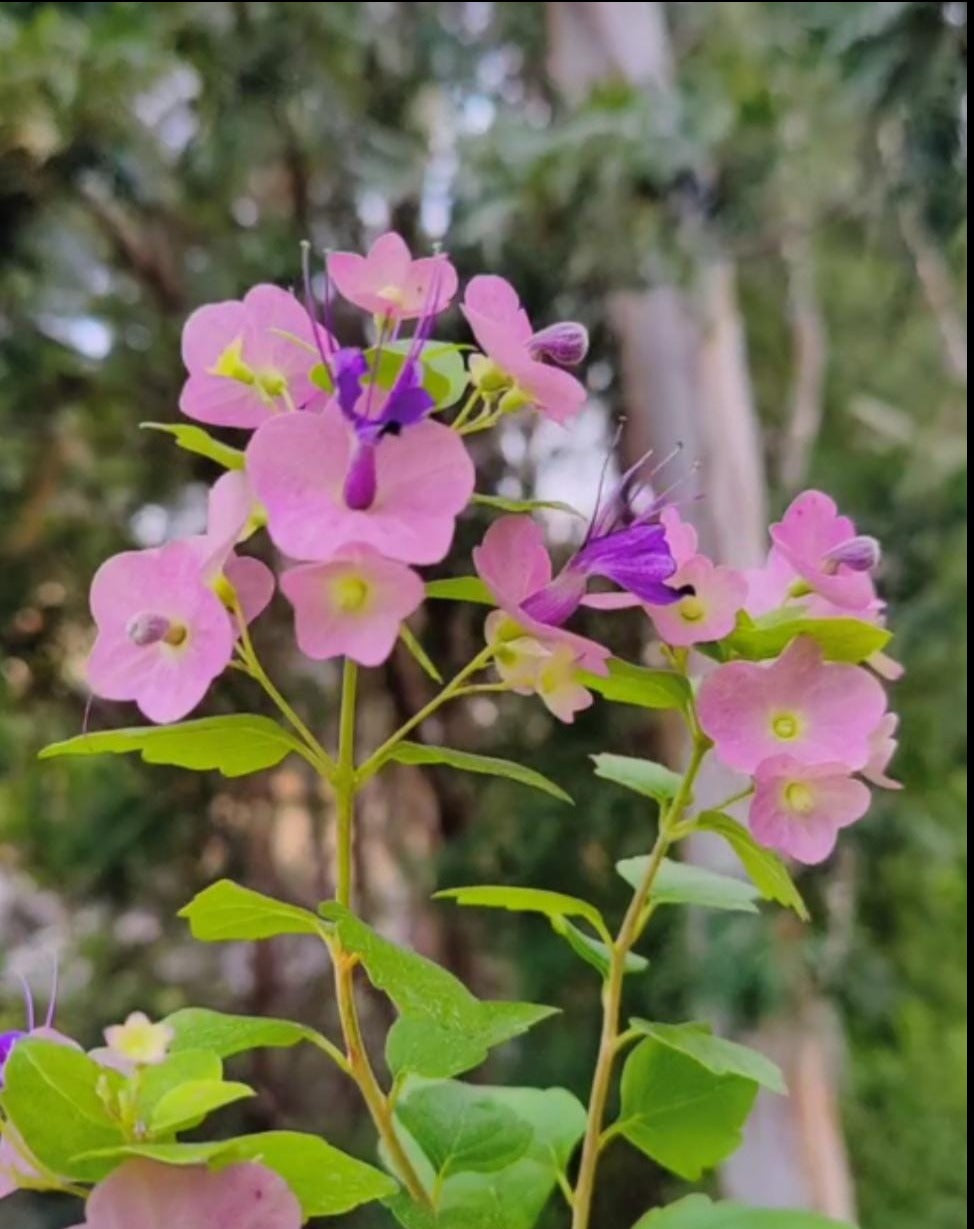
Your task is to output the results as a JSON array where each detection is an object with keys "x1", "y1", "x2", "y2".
[{"x1": 83, "y1": 230, "x2": 900, "y2": 872}]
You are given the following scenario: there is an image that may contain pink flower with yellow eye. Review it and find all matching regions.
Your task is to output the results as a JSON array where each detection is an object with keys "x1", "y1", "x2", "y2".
[
  {"x1": 179, "y1": 284, "x2": 328, "y2": 429},
  {"x1": 66, "y1": 1158, "x2": 301, "y2": 1229},
  {"x1": 490, "y1": 629, "x2": 595, "y2": 724},
  {"x1": 697, "y1": 636, "x2": 887, "y2": 774},
  {"x1": 749, "y1": 755, "x2": 872, "y2": 864},
  {"x1": 281, "y1": 547, "x2": 424, "y2": 667},
  {"x1": 645, "y1": 554, "x2": 747, "y2": 647},
  {"x1": 327, "y1": 231, "x2": 458, "y2": 321},
  {"x1": 770, "y1": 490, "x2": 881, "y2": 612},
  {"x1": 461, "y1": 276, "x2": 588, "y2": 423}
]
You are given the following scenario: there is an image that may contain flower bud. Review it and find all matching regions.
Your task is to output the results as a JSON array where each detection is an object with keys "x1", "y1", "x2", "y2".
[
  {"x1": 528, "y1": 321, "x2": 589, "y2": 367},
  {"x1": 823, "y1": 535, "x2": 881, "y2": 574}
]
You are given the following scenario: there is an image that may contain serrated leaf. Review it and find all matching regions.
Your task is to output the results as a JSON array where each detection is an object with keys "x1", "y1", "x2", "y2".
[
  {"x1": 2, "y1": 1041, "x2": 124, "y2": 1182},
  {"x1": 550, "y1": 917, "x2": 648, "y2": 978},
  {"x1": 471, "y1": 493, "x2": 584, "y2": 518},
  {"x1": 140, "y1": 421, "x2": 245, "y2": 469},
  {"x1": 632, "y1": 1194, "x2": 856, "y2": 1228},
  {"x1": 616, "y1": 1037, "x2": 759, "y2": 1179},
  {"x1": 592, "y1": 754, "x2": 682, "y2": 803},
  {"x1": 387, "y1": 744, "x2": 572, "y2": 803},
  {"x1": 398, "y1": 1082, "x2": 533, "y2": 1180},
  {"x1": 149, "y1": 1078, "x2": 254, "y2": 1134},
  {"x1": 180, "y1": 879, "x2": 324, "y2": 941},
  {"x1": 39, "y1": 716, "x2": 308, "y2": 778},
  {"x1": 580, "y1": 659, "x2": 691, "y2": 711},
  {"x1": 618, "y1": 857, "x2": 761, "y2": 913},
  {"x1": 75, "y1": 1131, "x2": 396, "y2": 1216},
  {"x1": 435, "y1": 885, "x2": 605, "y2": 937},
  {"x1": 165, "y1": 1007, "x2": 323, "y2": 1059},
  {"x1": 629, "y1": 1020, "x2": 785, "y2": 1094},
  {"x1": 725, "y1": 610, "x2": 891, "y2": 663},
  {"x1": 319, "y1": 904, "x2": 556, "y2": 1079},
  {"x1": 695, "y1": 811, "x2": 808, "y2": 919},
  {"x1": 425, "y1": 577, "x2": 494, "y2": 605}
]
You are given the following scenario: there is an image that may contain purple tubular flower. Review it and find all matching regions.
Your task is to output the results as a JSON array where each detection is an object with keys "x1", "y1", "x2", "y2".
[
  {"x1": 302, "y1": 246, "x2": 441, "y2": 511},
  {"x1": 521, "y1": 449, "x2": 681, "y2": 626}
]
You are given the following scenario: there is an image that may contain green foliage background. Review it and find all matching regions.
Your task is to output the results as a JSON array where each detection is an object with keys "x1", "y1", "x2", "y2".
[{"x1": 0, "y1": 3, "x2": 965, "y2": 1227}]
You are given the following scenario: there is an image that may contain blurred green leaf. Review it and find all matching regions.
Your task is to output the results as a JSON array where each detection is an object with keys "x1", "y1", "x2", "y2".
[
  {"x1": 580, "y1": 659, "x2": 691, "y2": 711},
  {"x1": 398, "y1": 1080, "x2": 534, "y2": 1180},
  {"x1": 180, "y1": 879, "x2": 324, "y2": 941},
  {"x1": 617, "y1": 858, "x2": 761, "y2": 913},
  {"x1": 593, "y1": 754, "x2": 682, "y2": 802},
  {"x1": 435, "y1": 884, "x2": 606, "y2": 936},
  {"x1": 725, "y1": 611, "x2": 891, "y2": 663},
  {"x1": 632, "y1": 1194, "x2": 855, "y2": 1228},
  {"x1": 148, "y1": 1078, "x2": 254, "y2": 1134},
  {"x1": 695, "y1": 810, "x2": 808, "y2": 919},
  {"x1": 425, "y1": 577, "x2": 493, "y2": 604},
  {"x1": 140, "y1": 422, "x2": 245, "y2": 469},
  {"x1": 165, "y1": 1007, "x2": 324, "y2": 1060},
  {"x1": 390, "y1": 744, "x2": 572, "y2": 802}
]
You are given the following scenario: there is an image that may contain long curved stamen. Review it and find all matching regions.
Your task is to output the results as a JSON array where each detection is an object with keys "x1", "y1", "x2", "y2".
[
  {"x1": 300, "y1": 240, "x2": 336, "y2": 389},
  {"x1": 46, "y1": 955, "x2": 59, "y2": 1028},
  {"x1": 16, "y1": 974, "x2": 34, "y2": 1032}
]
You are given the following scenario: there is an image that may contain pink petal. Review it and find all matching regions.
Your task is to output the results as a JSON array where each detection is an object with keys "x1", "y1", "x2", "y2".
[
  {"x1": 400, "y1": 255, "x2": 459, "y2": 317},
  {"x1": 646, "y1": 555, "x2": 746, "y2": 647},
  {"x1": 474, "y1": 516, "x2": 553, "y2": 606},
  {"x1": 224, "y1": 555, "x2": 275, "y2": 624},
  {"x1": 281, "y1": 551, "x2": 423, "y2": 666},
  {"x1": 366, "y1": 231, "x2": 413, "y2": 284},
  {"x1": 179, "y1": 372, "x2": 277, "y2": 430},
  {"x1": 76, "y1": 1159, "x2": 301, "y2": 1229},
  {"x1": 771, "y1": 490, "x2": 875, "y2": 611},
  {"x1": 181, "y1": 301, "x2": 247, "y2": 372},
  {"x1": 744, "y1": 548, "x2": 799, "y2": 617},
  {"x1": 660, "y1": 507, "x2": 699, "y2": 568},
  {"x1": 463, "y1": 275, "x2": 533, "y2": 342},
  {"x1": 241, "y1": 283, "x2": 321, "y2": 373},
  {"x1": 580, "y1": 591, "x2": 644, "y2": 610},
  {"x1": 514, "y1": 358, "x2": 587, "y2": 423}
]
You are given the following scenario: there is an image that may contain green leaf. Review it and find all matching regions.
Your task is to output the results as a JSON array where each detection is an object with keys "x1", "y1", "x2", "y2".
[
  {"x1": 632, "y1": 1194, "x2": 856, "y2": 1228},
  {"x1": 435, "y1": 884, "x2": 606, "y2": 938},
  {"x1": 425, "y1": 577, "x2": 493, "y2": 605},
  {"x1": 592, "y1": 754, "x2": 682, "y2": 803},
  {"x1": 695, "y1": 810, "x2": 809, "y2": 920},
  {"x1": 388, "y1": 745, "x2": 572, "y2": 803},
  {"x1": 180, "y1": 879, "x2": 324, "y2": 941},
  {"x1": 725, "y1": 610, "x2": 891, "y2": 663},
  {"x1": 399, "y1": 625, "x2": 443, "y2": 683},
  {"x1": 628, "y1": 1020, "x2": 785, "y2": 1094},
  {"x1": 471, "y1": 493, "x2": 584, "y2": 519},
  {"x1": 617, "y1": 857, "x2": 761, "y2": 913},
  {"x1": 369, "y1": 341, "x2": 469, "y2": 409},
  {"x1": 398, "y1": 1081, "x2": 534, "y2": 1180},
  {"x1": 616, "y1": 1037, "x2": 759, "y2": 1179},
  {"x1": 319, "y1": 904, "x2": 556, "y2": 1079},
  {"x1": 39, "y1": 716, "x2": 308, "y2": 778},
  {"x1": 550, "y1": 917, "x2": 648, "y2": 978},
  {"x1": 2, "y1": 1040, "x2": 124, "y2": 1182},
  {"x1": 140, "y1": 421, "x2": 245, "y2": 469},
  {"x1": 165, "y1": 1007, "x2": 323, "y2": 1059},
  {"x1": 76, "y1": 1132, "x2": 397, "y2": 1217},
  {"x1": 580, "y1": 659, "x2": 691, "y2": 711},
  {"x1": 149, "y1": 1079, "x2": 254, "y2": 1134},
  {"x1": 135, "y1": 1050, "x2": 222, "y2": 1123},
  {"x1": 389, "y1": 1085, "x2": 586, "y2": 1229}
]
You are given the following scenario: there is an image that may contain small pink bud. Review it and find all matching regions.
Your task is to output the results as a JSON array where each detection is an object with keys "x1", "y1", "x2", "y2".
[
  {"x1": 823, "y1": 534, "x2": 881, "y2": 574},
  {"x1": 528, "y1": 321, "x2": 589, "y2": 367}
]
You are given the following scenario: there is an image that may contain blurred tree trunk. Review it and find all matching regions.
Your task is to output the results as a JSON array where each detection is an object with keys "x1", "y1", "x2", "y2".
[{"x1": 546, "y1": 3, "x2": 856, "y2": 1219}]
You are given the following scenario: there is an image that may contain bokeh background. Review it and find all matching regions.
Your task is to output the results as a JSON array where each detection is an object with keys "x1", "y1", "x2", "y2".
[{"x1": 0, "y1": 3, "x2": 966, "y2": 1227}]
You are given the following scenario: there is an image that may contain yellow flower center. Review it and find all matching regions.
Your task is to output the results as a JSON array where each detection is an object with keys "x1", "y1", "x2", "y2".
[
  {"x1": 256, "y1": 369, "x2": 287, "y2": 399},
  {"x1": 211, "y1": 337, "x2": 255, "y2": 384},
  {"x1": 784, "y1": 781, "x2": 815, "y2": 815},
  {"x1": 377, "y1": 284, "x2": 405, "y2": 307},
  {"x1": 163, "y1": 622, "x2": 188, "y2": 647},
  {"x1": 678, "y1": 595, "x2": 706, "y2": 622},
  {"x1": 332, "y1": 574, "x2": 371, "y2": 614},
  {"x1": 772, "y1": 712, "x2": 800, "y2": 740}
]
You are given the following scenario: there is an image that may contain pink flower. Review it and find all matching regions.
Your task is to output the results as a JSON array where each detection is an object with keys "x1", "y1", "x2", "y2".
[
  {"x1": 192, "y1": 471, "x2": 275, "y2": 624},
  {"x1": 180, "y1": 284, "x2": 327, "y2": 429},
  {"x1": 862, "y1": 712, "x2": 902, "y2": 789},
  {"x1": 473, "y1": 516, "x2": 609, "y2": 674},
  {"x1": 281, "y1": 548, "x2": 423, "y2": 666},
  {"x1": 646, "y1": 554, "x2": 746, "y2": 647},
  {"x1": 67, "y1": 1159, "x2": 301, "y2": 1229},
  {"x1": 744, "y1": 548, "x2": 798, "y2": 618},
  {"x1": 697, "y1": 636, "x2": 887, "y2": 773},
  {"x1": 86, "y1": 541, "x2": 236, "y2": 724},
  {"x1": 660, "y1": 506, "x2": 699, "y2": 568},
  {"x1": 327, "y1": 231, "x2": 458, "y2": 321},
  {"x1": 490, "y1": 629, "x2": 595, "y2": 723},
  {"x1": 461, "y1": 276, "x2": 587, "y2": 424},
  {"x1": 749, "y1": 755, "x2": 872, "y2": 864},
  {"x1": 246, "y1": 405, "x2": 474, "y2": 565},
  {"x1": 770, "y1": 490, "x2": 880, "y2": 611}
]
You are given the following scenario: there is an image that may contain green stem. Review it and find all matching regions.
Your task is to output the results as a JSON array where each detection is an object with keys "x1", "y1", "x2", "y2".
[
  {"x1": 570, "y1": 737, "x2": 709, "y2": 1229},
  {"x1": 357, "y1": 644, "x2": 495, "y2": 782},
  {"x1": 710, "y1": 784, "x2": 755, "y2": 813},
  {"x1": 336, "y1": 659, "x2": 359, "y2": 908},
  {"x1": 451, "y1": 387, "x2": 482, "y2": 431}
]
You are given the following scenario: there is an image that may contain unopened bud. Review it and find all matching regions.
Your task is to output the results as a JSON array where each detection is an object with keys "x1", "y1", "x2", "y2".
[
  {"x1": 528, "y1": 321, "x2": 589, "y2": 367},
  {"x1": 823, "y1": 535, "x2": 881, "y2": 574}
]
